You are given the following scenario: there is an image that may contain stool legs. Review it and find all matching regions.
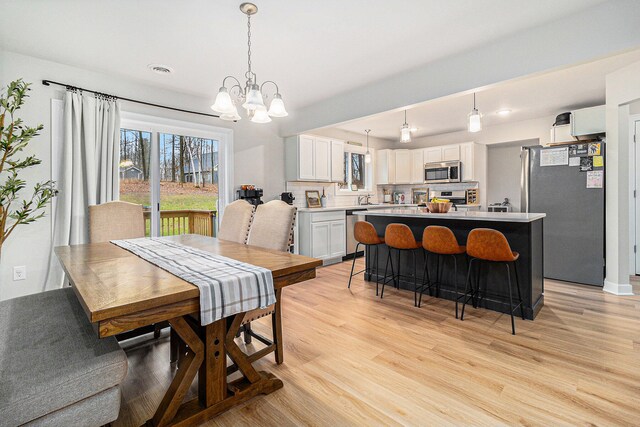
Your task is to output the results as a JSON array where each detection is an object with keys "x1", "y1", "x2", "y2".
[
  {"x1": 505, "y1": 263, "x2": 516, "y2": 335},
  {"x1": 514, "y1": 262, "x2": 525, "y2": 320},
  {"x1": 460, "y1": 258, "x2": 477, "y2": 321},
  {"x1": 347, "y1": 242, "x2": 362, "y2": 289}
]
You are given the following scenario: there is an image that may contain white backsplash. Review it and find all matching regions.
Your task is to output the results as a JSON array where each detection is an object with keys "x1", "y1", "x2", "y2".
[
  {"x1": 285, "y1": 182, "x2": 380, "y2": 209},
  {"x1": 376, "y1": 182, "x2": 480, "y2": 204}
]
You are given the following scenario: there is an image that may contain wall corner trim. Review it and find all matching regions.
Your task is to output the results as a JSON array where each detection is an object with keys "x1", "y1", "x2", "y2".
[{"x1": 603, "y1": 278, "x2": 634, "y2": 296}]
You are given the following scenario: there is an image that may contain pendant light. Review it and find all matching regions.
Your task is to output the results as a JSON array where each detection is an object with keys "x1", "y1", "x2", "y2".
[
  {"x1": 210, "y1": 3, "x2": 288, "y2": 123},
  {"x1": 400, "y1": 110, "x2": 411, "y2": 143},
  {"x1": 468, "y1": 92, "x2": 482, "y2": 133},
  {"x1": 364, "y1": 129, "x2": 372, "y2": 164}
]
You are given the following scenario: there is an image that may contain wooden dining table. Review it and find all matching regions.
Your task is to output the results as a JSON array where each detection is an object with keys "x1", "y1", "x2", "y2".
[{"x1": 55, "y1": 234, "x2": 322, "y2": 427}]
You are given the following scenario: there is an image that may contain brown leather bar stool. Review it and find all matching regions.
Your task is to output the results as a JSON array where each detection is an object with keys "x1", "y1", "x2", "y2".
[
  {"x1": 382, "y1": 223, "x2": 422, "y2": 305},
  {"x1": 348, "y1": 221, "x2": 386, "y2": 293},
  {"x1": 420, "y1": 226, "x2": 466, "y2": 317},
  {"x1": 461, "y1": 228, "x2": 525, "y2": 335}
]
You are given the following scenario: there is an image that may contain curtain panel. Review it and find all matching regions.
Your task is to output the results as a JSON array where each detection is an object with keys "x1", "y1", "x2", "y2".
[{"x1": 48, "y1": 91, "x2": 120, "y2": 286}]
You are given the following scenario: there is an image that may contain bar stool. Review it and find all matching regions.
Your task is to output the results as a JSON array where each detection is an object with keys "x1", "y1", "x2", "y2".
[
  {"x1": 420, "y1": 226, "x2": 467, "y2": 317},
  {"x1": 461, "y1": 228, "x2": 525, "y2": 335},
  {"x1": 348, "y1": 221, "x2": 386, "y2": 293},
  {"x1": 382, "y1": 223, "x2": 422, "y2": 305}
]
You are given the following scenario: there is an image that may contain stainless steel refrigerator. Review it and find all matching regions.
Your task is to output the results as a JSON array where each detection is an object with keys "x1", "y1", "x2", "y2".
[{"x1": 521, "y1": 144, "x2": 605, "y2": 286}]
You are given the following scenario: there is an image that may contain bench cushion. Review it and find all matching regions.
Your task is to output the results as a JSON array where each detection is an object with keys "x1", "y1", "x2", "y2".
[{"x1": 0, "y1": 288, "x2": 128, "y2": 426}]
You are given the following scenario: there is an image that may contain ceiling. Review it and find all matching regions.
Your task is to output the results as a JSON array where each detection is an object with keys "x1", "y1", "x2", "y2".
[
  {"x1": 0, "y1": 0, "x2": 607, "y2": 112},
  {"x1": 328, "y1": 49, "x2": 640, "y2": 140}
]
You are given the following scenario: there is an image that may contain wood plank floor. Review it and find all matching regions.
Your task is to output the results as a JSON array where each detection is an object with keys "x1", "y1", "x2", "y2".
[{"x1": 116, "y1": 259, "x2": 640, "y2": 426}]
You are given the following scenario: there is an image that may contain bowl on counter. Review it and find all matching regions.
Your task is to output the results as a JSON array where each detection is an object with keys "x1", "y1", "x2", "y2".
[{"x1": 427, "y1": 202, "x2": 453, "y2": 213}]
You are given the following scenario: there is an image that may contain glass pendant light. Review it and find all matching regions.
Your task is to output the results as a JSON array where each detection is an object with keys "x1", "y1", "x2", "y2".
[
  {"x1": 211, "y1": 87, "x2": 235, "y2": 114},
  {"x1": 468, "y1": 93, "x2": 482, "y2": 133},
  {"x1": 220, "y1": 102, "x2": 241, "y2": 121},
  {"x1": 250, "y1": 105, "x2": 272, "y2": 123},
  {"x1": 241, "y1": 83, "x2": 264, "y2": 111},
  {"x1": 400, "y1": 110, "x2": 411, "y2": 143},
  {"x1": 267, "y1": 93, "x2": 288, "y2": 117},
  {"x1": 364, "y1": 129, "x2": 372, "y2": 164}
]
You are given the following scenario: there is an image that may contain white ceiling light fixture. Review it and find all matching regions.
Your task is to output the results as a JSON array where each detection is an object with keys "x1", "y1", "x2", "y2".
[
  {"x1": 496, "y1": 108, "x2": 511, "y2": 116},
  {"x1": 365, "y1": 129, "x2": 372, "y2": 164},
  {"x1": 210, "y1": 3, "x2": 288, "y2": 122},
  {"x1": 400, "y1": 110, "x2": 412, "y2": 143},
  {"x1": 468, "y1": 92, "x2": 482, "y2": 133}
]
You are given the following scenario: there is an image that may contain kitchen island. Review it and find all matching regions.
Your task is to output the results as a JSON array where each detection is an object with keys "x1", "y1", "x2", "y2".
[{"x1": 355, "y1": 208, "x2": 545, "y2": 320}]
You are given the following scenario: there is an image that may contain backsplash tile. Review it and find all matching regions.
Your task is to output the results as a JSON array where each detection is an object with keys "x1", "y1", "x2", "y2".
[{"x1": 285, "y1": 182, "x2": 380, "y2": 208}]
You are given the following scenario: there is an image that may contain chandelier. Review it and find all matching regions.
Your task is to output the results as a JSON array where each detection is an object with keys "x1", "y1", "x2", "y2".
[{"x1": 211, "y1": 3, "x2": 288, "y2": 123}]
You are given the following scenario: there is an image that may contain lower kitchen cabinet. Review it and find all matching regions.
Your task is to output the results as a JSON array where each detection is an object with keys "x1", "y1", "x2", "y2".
[{"x1": 298, "y1": 210, "x2": 346, "y2": 265}]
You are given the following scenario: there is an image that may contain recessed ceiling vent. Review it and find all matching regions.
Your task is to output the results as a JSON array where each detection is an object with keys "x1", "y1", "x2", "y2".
[{"x1": 148, "y1": 64, "x2": 173, "y2": 75}]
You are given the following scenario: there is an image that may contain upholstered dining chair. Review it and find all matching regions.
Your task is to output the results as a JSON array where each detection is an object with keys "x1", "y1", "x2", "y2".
[
  {"x1": 88, "y1": 200, "x2": 145, "y2": 243},
  {"x1": 217, "y1": 199, "x2": 255, "y2": 244},
  {"x1": 242, "y1": 200, "x2": 297, "y2": 363}
]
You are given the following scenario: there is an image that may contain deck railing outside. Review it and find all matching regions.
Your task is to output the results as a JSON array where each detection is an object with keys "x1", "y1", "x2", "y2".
[{"x1": 143, "y1": 210, "x2": 217, "y2": 237}]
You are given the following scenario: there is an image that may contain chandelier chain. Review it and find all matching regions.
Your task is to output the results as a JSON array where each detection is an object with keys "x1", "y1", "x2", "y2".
[{"x1": 246, "y1": 14, "x2": 253, "y2": 82}]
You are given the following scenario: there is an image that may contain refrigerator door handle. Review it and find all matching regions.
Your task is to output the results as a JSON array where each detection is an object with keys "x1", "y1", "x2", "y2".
[{"x1": 520, "y1": 147, "x2": 530, "y2": 213}]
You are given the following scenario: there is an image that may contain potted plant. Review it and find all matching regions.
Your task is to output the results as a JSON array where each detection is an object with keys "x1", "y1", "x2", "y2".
[{"x1": 0, "y1": 79, "x2": 57, "y2": 258}]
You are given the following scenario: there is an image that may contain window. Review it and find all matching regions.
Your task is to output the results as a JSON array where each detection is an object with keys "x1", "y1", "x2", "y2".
[
  {"x1": 338, "y1": 148, "x2": 370, "y2": 192},
  {"x1": 119, "y1": 113, "x2": 233, "y2": 237}
]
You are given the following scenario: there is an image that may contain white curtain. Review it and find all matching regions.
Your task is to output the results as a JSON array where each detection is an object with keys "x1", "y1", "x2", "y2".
[{"x1": 47, "y1": 90, "x2": 121, "y2": 286}]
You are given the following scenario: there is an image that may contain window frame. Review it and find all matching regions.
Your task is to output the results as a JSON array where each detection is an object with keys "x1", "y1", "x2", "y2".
[
  {"x1": 120, "y1": 112, "x2": 234, "y2": 237},
  {"x1": 337, "y1": 144, "x2": 374, "y2": 196}
]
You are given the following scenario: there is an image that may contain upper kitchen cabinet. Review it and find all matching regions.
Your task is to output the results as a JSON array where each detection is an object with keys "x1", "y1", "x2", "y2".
[
  {"x1": 394, "y1": 149, "x2": 412, "y2": 184},
  {"x1": 411, "y1": 149, "x2": 424, "y2": 184},
  {"x1": 424, "y1": 146, "x2": 443, "y2": 164},
  {"x1": 376, "y1": 149, "x2": 396, "y2": 185},
  {"x1": 285, "y1": 134, "x2": 340, "y2": 182},
  {"x1": 330, "y1": 140, "x2": 345, "y2": 182},
  {"x1": 424, "y1": 145, "x2": 461, "y2": 164},
  {"x1": 459, "y1": 142, "x2": 486, "y2": 182},
  {"x1": 442, "y1": 145, "x2": 460, "y2": 161}
]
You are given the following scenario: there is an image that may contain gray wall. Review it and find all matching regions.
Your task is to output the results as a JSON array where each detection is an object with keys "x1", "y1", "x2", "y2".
[{"x1": 487, "y1": 139, "x2": 538, "y2": 212}]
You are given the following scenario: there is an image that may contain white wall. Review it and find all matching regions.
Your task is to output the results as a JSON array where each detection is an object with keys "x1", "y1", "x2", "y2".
[
  {"x1": 0, "y1": 49, "x2": 286, "y2": 299},
  {"x1": 281, "y1": 0, "x2": 640, "y2": 136},
  {"x1": 603, "y1": 59, "x2": 640, "y2": 295},
  {"x1": 487, "y1": 139, "x2": 538, "y2": 211}
]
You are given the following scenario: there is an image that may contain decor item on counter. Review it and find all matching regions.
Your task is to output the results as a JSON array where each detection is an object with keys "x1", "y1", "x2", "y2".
[
  {"x1": 350, "y1": 184, "x2": 358, "y2": 191},
  {"x1": 0, "y1": 79, "x2": 57, "y2": 258},
  {"x1": 237, "y1": 187, "x2": 264, "y2": 206},
  {"x1": 393, "y1": 192, "x2": 405, "y2": 204},
  {"x1": 466, "y1": 188, "x2": 479, "y2": 205},
  {"x1": 383, "y1": 189, "x2": 392, "y2": 203},
  {"x1": 427, "y1": 201, "x2": 453, "y2": 213},
  {"x1": 240, "y1": 184, "x2": 256, "y2": 190},
  {"x1": 411, "y1": 188, "x2": 429, "y2": 205},
  {"x1": 280, "y1": 192, "x2": 295, "y2": 205},
  {"x1": 305, "y1": 190, "x2": 321, "y2": 208},
  {"x1": 210, "y1": 3, "x2": 288, "y2": 123},
  {"x1": 468, "y1": 92, "x2": 482, "y2": 133},
  {"x1": 400, "y1": 110, "x2": 414, "y2": 143},
  {"x1": 320, "y1": 188, "x2": 327, "y2": 207},
  {"x1": 364, "y1": 129, "x2": 372, "y2": 164}
]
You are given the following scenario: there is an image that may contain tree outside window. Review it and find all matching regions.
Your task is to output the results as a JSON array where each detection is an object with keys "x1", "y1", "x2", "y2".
[{"x1": 339, "y1": 151, "x2": 367, "y2": 190}]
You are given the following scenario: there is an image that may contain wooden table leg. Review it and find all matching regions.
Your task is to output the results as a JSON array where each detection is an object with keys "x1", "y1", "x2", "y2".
[
  {"x1": 272, "y1": 288, "x2": 284, "y2": 364},
  {"x1": 198, "y1": 321, "x2": 226, "y2": 407}
]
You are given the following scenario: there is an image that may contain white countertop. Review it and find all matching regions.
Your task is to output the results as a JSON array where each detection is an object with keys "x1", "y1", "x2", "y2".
[
  {"x1": 354, "y1": 208, "x2": 545, "y2": 223},
  {"x1": 297, "y1": 204, "x2": 417, "y2": 212}
]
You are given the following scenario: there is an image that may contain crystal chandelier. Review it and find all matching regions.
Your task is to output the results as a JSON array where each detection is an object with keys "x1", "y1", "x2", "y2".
[{"x1": 211, "y1": 3, "x2": 288, "y2": 123}]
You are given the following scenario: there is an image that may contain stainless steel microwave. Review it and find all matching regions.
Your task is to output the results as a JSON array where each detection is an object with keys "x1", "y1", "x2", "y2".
[{"x1": 424, "y1": 160, "x2": 461, "y2": 183}]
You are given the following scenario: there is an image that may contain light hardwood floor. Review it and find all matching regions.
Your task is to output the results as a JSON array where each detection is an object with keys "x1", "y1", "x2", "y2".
[{"x1": 116, "y1": 259, "x2": 640, "y2": 426}]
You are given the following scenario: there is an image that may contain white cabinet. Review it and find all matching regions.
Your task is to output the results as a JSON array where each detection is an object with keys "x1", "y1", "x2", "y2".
[
  {"x1": 329, "y1": 220, "x2": 346, "y2": 258},
  {"x1": 442, "y1": 145, "x2": 460, "y2": 161},
  {"x1": 394, "y1": 149, "x2": 412, "y2": 184},
  {"x1": 459, "y1": 142, "x2": 474, "y2": 182},
  {"x1": 299, "y1": 210, "x2": 346, "y2": 265},
  {"x1": 424, "y1": 147, "x2": 442, "y2": 164},
  {"x1": 285, "y1": 134, "x2": 335, "y2": 182},
  {"x1": 330, "y1": 140, "x2": 345, "y2": 182},
  {"x1": 411, "y1": 149, "x2": 424, "y2": 184},
  {"x1": 376, "y1": 149, "x2": 396, "y2": 185}
]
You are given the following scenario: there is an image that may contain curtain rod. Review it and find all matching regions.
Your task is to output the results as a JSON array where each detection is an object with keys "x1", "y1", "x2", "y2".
[{"x1": 41, "y1": 79, "x2": 221, "y2": 119}]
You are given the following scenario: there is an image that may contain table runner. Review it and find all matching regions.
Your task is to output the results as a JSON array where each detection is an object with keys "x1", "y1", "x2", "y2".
[{"x1": 111, "y1": 237, "x2": 275, "y2": 325}]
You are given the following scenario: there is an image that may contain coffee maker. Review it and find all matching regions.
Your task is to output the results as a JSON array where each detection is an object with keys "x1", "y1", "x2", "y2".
[
  {"x1": 280, "y1": 192, "x2": 295, "y2": 205},
  {"x1": 237, "y1": 187, "x2": 264, "y2": 206}
]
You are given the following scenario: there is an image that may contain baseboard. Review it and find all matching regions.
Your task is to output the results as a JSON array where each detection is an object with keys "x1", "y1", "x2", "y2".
[{"x1": 603, "y1": 278, "x2": 634, "y2": 295}]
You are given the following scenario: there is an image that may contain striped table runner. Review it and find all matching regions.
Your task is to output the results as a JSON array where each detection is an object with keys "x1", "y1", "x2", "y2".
[{"x1": 111, "y1": 237, "x2": 275, "y2": 325}]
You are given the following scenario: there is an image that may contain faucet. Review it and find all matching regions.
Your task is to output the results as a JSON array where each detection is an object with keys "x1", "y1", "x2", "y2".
[{"x1": 357, "y1": 194, "x2": 372, "y2": 205}]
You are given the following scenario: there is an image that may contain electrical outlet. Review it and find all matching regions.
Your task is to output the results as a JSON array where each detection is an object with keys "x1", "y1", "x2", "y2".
[{"x1": 13, "y1": 266, "x2": 26, "y2": 281}]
